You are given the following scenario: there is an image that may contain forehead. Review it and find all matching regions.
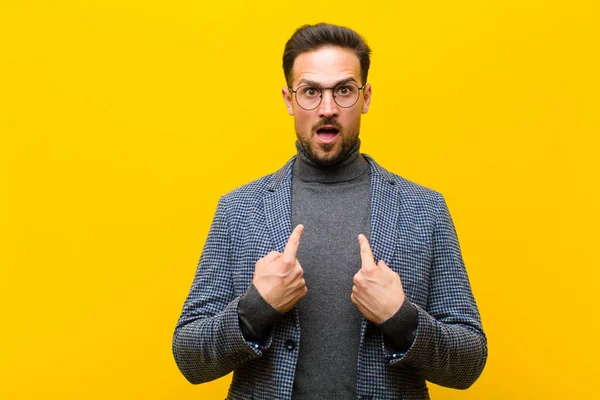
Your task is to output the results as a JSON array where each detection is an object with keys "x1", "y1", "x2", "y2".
[{"x1": 291, "y1": 46, "x2": 361, "y2": 87}]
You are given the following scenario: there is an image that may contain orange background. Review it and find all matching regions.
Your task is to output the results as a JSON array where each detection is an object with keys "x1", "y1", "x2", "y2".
[{"x1": 1, "y1": 1, "x2": 598, "y2": 398}]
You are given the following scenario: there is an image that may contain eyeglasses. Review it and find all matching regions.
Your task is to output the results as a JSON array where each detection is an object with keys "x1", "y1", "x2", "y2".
[{"x1": 288, "y1": 82, "x2": 366, "y2": 110}]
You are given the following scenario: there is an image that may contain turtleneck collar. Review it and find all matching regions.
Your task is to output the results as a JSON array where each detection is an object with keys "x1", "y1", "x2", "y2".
[{"x1": 293, "y1": 139, "x2": 369, "y2": 183}]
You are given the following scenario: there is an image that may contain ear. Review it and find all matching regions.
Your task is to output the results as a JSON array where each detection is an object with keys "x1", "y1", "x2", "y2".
[
  {"x1": 361, "y1": 83, "x2": 372, "y2": 114},
  {"x1": 282, "y1": 86, "x2": 294, "y2": 116}
]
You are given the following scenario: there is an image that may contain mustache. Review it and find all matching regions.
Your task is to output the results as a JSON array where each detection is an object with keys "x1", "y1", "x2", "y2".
[{"x1": 312, "y1": 118, "x2": 342, "y2": 131}]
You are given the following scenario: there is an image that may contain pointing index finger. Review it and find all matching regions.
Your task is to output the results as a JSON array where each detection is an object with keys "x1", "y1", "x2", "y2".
[
  {"x1": 283, "y1": 224, "x2": 304, "y2": 259},
  {"x1": 358, "y1": 234, "x2": 375, "y2": 266}
]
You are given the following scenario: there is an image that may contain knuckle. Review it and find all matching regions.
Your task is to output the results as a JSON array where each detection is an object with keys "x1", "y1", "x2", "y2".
[
  {"x1": 283, "y1": 256, "x2": 295, "y2": 267},
  {"x1": 353, "y1": 274, "x2": 361, "y2": 285}
]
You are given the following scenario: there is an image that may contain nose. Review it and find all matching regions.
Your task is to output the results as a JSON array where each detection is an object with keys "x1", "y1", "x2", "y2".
[{"x1": 318, "y1": 89, "x2": 339, "y2": 118}]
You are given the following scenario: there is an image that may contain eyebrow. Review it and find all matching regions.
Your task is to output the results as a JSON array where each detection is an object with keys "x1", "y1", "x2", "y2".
[{"x1": 296, "y1": 77, "x2": 358, "y2": 88}]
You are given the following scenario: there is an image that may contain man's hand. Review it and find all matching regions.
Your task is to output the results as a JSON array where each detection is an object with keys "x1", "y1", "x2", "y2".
[
  {"x1": 351, "y1": 234, "x2": 406, "y2": 323},
  {"x1": 252, "y1": 224, "x2": 307, "y2": 313}
]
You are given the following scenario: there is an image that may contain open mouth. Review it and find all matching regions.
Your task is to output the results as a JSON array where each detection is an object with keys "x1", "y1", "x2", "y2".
[{"x1": 316, "y1": 126, "x2": 340, "y2": 142}]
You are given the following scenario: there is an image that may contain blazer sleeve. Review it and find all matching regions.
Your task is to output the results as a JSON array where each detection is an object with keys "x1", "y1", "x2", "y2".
[
  {"x1": 172, "y1": 196, "x2": 271, "y2": 384},
  {"x1": 386, "y1": 193, "x2": 488, "y2": 389}
]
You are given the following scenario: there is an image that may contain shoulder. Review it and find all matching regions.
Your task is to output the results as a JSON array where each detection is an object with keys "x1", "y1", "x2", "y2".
[
  {"x1": 217, "y1": 175, "x2": 271, "y2": 211},
  {"x1": 365, "y1": 155, "x2": 442, "y2": 201},
  {"x1": 218, "y1": 157, "x2": 294, "y2": 209},
  {"x1": 365, "y1": 156, "x2": 452, "y2": 241},
  {"x1": 392, "y1": 173, "x2": 443, "y2": 210}
]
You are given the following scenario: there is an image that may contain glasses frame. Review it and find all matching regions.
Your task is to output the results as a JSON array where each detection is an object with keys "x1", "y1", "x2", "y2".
[{"x1": 288, "y1": 82, "x2": 367, "y2": 110}]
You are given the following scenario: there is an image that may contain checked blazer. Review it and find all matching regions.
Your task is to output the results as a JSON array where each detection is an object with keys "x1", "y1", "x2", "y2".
[{"x1": 173, "y1": 155, "x2": 487, "y2": 400}]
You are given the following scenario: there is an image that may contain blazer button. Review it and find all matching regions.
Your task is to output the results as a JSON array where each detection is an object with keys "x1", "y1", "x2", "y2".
[{"x1": 284, "y1": 339, "x2": 297, "y2": 351}]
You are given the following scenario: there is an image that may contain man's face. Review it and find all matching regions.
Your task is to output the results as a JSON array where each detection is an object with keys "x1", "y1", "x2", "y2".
[{"x1": 282, "y1": 46, "x2": 372, "y2": 166}]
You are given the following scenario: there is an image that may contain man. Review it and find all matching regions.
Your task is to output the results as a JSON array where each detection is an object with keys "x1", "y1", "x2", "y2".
[{"x1": 173, "y1": 23, "x2": 487, "y2": 399}]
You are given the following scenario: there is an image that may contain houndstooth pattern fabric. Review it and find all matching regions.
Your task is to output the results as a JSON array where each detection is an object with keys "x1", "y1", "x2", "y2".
[{"x1": 173, "y1": 155, "x2": 487, "y2": 400}]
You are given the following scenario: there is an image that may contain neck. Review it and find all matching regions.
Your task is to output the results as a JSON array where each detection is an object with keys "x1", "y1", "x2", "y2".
[{"x1": 293, "y1": 140, "x2": 368, "y2": 183}]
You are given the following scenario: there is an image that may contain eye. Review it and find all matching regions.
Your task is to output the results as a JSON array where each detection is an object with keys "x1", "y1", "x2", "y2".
[
  {"x1": 336, "y1": 86, "x2": 352, "y2": 96},
  {"x1": 300, "y1": 86, "x2": 320, "y2": 97}
]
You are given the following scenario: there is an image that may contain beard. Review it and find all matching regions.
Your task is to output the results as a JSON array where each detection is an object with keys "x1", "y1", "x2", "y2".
[{"x1": 296, "y1": 119, "x2": 361, "y2": 167}]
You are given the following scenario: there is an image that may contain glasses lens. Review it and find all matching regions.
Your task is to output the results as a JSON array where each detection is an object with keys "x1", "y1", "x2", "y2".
[
  {"x1": 295, "y1": 86, "x2": 321, "y2": 110},
  {"x1": 333, "y1": 83, "x2": 360, "y2": 108}
]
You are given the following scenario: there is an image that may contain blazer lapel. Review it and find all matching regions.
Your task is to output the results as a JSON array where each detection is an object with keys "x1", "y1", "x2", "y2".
[
  {"x1": 365, "y1": 155, "x2": 400, "y2": 265},
  {"x1": 263, "y1": 157, "x2": 295, "y2": 253}
]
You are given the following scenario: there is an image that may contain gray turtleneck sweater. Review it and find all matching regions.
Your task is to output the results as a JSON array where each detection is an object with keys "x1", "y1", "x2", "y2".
[
  {"x1": 238, "y1": 141, "x2": 418, "y2": 399},
  {"x1": 290, "y1": 140, "x2": 371, "y2": 398}
]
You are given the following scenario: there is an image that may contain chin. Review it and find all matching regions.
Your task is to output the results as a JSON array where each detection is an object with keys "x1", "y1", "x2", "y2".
[
  {"x1": 313, "y1": 149, "x2": 344, "y2": 166},
  {"x1": 298, "y1": 135, "x2": 348, "y2": 166}
]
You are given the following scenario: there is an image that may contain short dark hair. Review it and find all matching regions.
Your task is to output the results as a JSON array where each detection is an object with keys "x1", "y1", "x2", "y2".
[{"x1": 283, "y1": 23, "x2": 371, "y2": 87}]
